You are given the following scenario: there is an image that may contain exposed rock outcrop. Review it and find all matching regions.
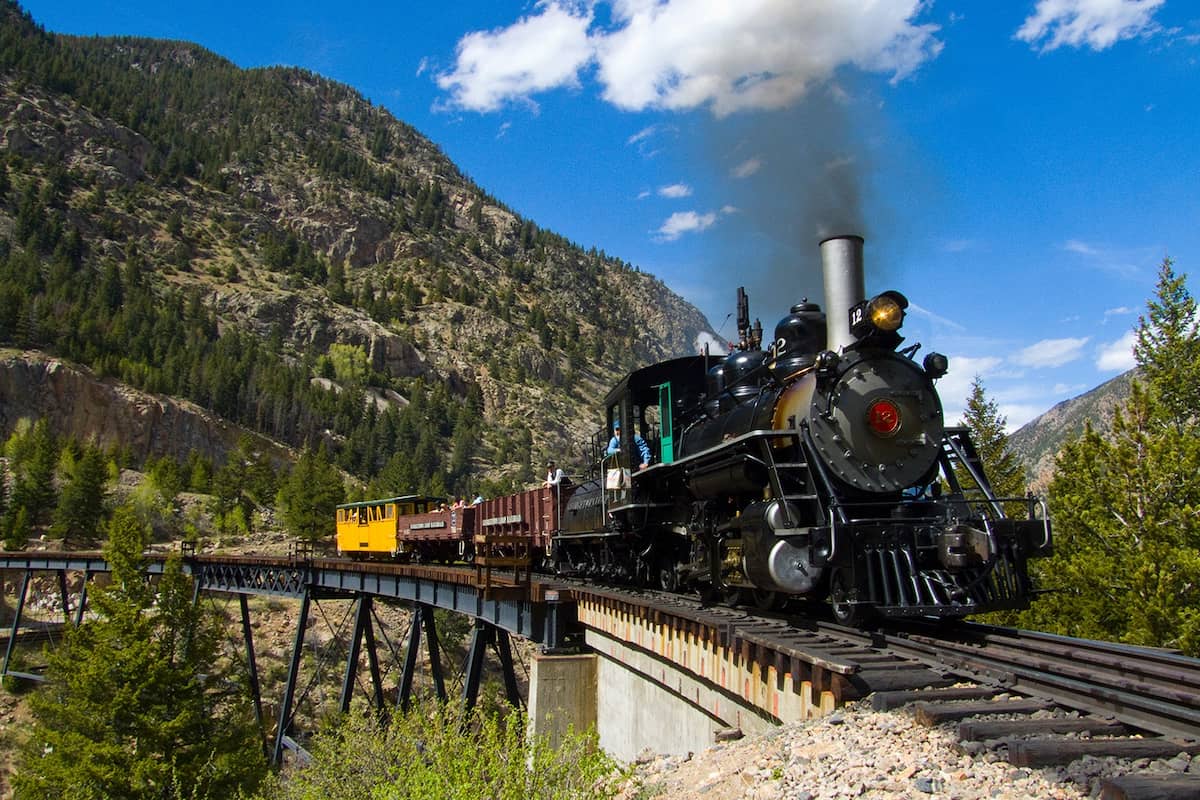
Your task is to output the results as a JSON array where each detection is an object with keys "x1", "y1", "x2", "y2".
[{"x1": 0, "y1": 350, "x2": 291, "y2": 467}]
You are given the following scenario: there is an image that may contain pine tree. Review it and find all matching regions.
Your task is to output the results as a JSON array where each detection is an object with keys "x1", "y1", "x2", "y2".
[
  {"x1": 3, "y1": 506, "x2": 30, "y2": 551},
  {"x1": 1134, "y1": 257, "x2": 1200, "y2": 429},
  {"x1": 15, "y1": 505, "x2": 267, "y2": 798},
  {"x1": 4, "y1": 418, "x2": 57, "y2": 532},
  {"x1": 959, "y1": 376, "x2": 1027, "y2": 503},
  {"x1": 1020, "y1": 258, "x2": 1200, "y2": 653},
  {"x1": 277, "y1": 443, "x2": 346, "y2": 543},
  {"x1": 48, "y1": 444, "x2": 110, "y2": 546}
]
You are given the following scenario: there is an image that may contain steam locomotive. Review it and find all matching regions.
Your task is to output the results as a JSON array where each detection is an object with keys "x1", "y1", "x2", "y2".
[{"x1": 338, "y1": 236, "x2": 1051, "y2": 624}]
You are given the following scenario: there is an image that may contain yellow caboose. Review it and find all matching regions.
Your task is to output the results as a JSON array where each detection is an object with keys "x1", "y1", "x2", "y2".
[{"x1": 335, "y1": 495, "x2": 441, "y2": 557}]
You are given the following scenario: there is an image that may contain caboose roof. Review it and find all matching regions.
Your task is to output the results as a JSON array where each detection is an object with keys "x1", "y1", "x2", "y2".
[{"x1": 336, "y1": 495, "x2": 444, "y2": 510}]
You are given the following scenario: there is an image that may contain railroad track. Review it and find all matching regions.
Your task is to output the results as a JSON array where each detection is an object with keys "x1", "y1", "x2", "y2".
[
  {"x1": 855, "y1": 620, "x2": 1200, "y2": 740},
  {"x1": 846, "y1": 620, "x2": 1200, "y2": 799},
  {"x1": 557, "y1": 580, "x2": 1200, "y2": 798}
]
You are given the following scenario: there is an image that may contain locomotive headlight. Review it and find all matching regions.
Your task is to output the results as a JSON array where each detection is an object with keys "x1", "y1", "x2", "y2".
[
  {"x1": 867, "y1": 293, "x2": 906, "y2": 332},
  {"x1": 866, "y1": 398, "x2": 902, "y2": 437},
  {"x1": 849, "y1": 291, "x2": 909, "y2": 338}
]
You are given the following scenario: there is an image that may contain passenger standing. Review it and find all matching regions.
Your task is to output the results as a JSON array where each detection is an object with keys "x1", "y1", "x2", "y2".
[
  {"x1": 544, "y1": 459, "x2": 567, "y2": 488},
  {"x1": 606, "y1": 420, "x2": 650, "y2": 469}
]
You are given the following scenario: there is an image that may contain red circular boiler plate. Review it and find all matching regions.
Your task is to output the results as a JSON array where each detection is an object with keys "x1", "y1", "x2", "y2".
[{"x1": 867, "y1": 399, "x2": 901, "y2": 437}]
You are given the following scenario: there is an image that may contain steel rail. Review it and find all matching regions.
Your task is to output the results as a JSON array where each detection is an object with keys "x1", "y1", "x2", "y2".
[{"x1": 857, "y1": 621, "x2": 1200, "y2": 741}]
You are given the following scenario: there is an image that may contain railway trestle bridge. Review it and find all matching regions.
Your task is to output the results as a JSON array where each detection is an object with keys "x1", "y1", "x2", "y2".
[{"x1": 1, "y1": 551, "x2": 928, "y2": 762}]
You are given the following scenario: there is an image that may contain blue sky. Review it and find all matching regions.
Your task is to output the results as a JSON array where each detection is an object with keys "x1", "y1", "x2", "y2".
[{"x1": 19, "y1": 0, "x2": 1200, "y2": 429}]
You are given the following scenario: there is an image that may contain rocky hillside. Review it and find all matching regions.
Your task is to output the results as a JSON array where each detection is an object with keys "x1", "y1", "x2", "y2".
[
  {"x1": 0, "y1": 2, "x2": 717, "y2": 486},
  {"x1": 1008, "y1": 370, "x2": 1135, "y2": 491}
]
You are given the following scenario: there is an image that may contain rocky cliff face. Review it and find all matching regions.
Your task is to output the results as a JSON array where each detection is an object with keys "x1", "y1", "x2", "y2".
[{"x1": 0, "y1": 350, "x2": 291, "y2": 467}]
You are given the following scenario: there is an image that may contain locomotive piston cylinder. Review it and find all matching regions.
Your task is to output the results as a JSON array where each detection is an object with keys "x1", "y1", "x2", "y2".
[
  {"x1": 820, "y1": 235, "x2": 866, "y2": 352},
  {"x1": 741, "y1": 500, "x2": 824, "y2": 593}
]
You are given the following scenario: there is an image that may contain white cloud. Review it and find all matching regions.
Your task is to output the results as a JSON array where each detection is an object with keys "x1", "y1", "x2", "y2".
[
  {"x1": 496, "y1": 121, "x2": 512, "y2": 139},
  {"x1": 941, "y1": 238, "x2": 974, "y2": 253},
  {"x1": 1016, "y1": 0, "x2": 1165, "y2": 52},
  {"x1": 1096, "y1": 329, "x2": 1137, "y2": 371},
  {"x1": 1016, "y1": 337, "x2": 1090, "y2": 368},
  {"x1": 934, "y1": 355, "x2": 1003, "y2": 414},
  {"x1": 627, "y1": 125, "x2": 659, "y2": 145},
  {"x1": 1060, "y1": 238, "x2": 1147, "y2": 278},
  {"x1": 655, "y1": 210, "x2": 718, "y2": 241},
  {"x1": 597, "y1": 1, "x2": 941, "y2": 116},
  {"x1": 658, "y1": 183, "x2": 693, "y2": 198},
  {"x1": 1064, "y1": 238, "x2": 1101, "y2": 256},
  {"x1": 636, "y1": 189, "x2": 652, "y2": 200},
  {"x1": 436, "y1": 2, "x2": 594, "y2": 112},
  {"x1": 996, "y1": 403, "x2": 1044, "y2": 432},
  {"x1": 626, "y1": 122, "x2": 675, "y2": 158},
  {"x1": 438, "y1": 1, "x2": 942, "y2": 115},
  {"x1": 731, "y1": 157, "x2": 763, "y2": 178},
  {"x1": 1102, "y1": 306, "x2": 1135, "y2": 322}
]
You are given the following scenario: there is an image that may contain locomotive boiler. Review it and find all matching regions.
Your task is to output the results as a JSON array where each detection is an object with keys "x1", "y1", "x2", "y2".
[{"x1": 553, "y1": 235, "x2": 1051, "y2": 623}]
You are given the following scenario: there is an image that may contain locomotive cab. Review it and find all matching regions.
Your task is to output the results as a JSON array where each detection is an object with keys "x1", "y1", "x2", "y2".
[{"x1": 596, "y1": 356, "x2": 721, "y2": 476}]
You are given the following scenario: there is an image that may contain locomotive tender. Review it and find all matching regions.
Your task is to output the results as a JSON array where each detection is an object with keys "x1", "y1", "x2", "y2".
[{"x1": 340, "y1": 236, "x2": 1051, "y2": 624}]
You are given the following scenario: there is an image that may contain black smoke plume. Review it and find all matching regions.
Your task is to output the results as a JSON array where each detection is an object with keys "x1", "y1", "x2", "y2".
[{"x1": 703, "y1": 80, "x2": 892, "y2": 328}]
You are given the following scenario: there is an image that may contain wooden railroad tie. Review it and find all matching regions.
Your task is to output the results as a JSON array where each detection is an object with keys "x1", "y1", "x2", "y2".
[
  {"x1": 1099, "y1": 773, "x2": 1200, "y2": 800},
  {"x1": 912, "y1": 698, "x2": 1053, "y2": 726},
  {"x1": 1006, "y1": 738, "x2": 1200, "y2": 769}
]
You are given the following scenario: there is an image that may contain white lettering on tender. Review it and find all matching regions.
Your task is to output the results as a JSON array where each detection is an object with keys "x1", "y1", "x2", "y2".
[{"x1": 482, "y1": 514, "x2": 524, "y2": 526}]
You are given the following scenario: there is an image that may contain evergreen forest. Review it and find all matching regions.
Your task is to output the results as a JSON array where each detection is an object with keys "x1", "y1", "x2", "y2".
[{"x1": 1, "y1": 0, "x2": 1199, "y2": 797}]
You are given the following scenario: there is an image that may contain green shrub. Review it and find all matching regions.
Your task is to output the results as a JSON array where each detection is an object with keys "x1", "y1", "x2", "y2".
[{"x1": 260, "y1": 705, "x2": 622, "y2": 800}]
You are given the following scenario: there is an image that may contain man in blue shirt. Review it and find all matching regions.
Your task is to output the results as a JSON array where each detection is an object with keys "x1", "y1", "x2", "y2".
[{"x1": 606, "y1": 420, "x2": 651, "y2": 469}]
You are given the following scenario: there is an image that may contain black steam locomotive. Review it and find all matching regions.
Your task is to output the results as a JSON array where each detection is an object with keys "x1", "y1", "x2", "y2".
[{"x1": 552, "y1": 236, "x2": 1051, "y2": 624}]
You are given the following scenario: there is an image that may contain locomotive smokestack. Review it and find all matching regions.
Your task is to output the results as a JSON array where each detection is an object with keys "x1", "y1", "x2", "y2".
[{"x1": 819, "y1": 234, "x2": 866, "y2": 352}]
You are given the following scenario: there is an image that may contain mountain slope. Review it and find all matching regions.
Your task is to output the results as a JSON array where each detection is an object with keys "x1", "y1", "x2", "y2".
[
  {"x1": 1007, "y1": 369, "x2": 1135, "y2": 490},
  {"x1": 0, "y1": 2, "x2": 718, "y2": 488}
]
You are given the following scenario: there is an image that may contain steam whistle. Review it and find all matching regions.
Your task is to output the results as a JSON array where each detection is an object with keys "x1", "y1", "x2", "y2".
[{"x1": 735, "y1": 287, "x2": 763, "y2": 351}]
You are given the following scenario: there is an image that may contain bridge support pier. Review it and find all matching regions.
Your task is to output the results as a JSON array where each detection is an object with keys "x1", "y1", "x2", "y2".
[
  {"x1": 74, "y1": 570, "x2": 89, "y2": 626},
  {"x1": 462, "y1": 619, "x2": 522, "y2": 713},
  {"x1": 586, "y1": 629, "x2": 780, "y2": 760},
  {"x1": 527, "y1": 652, "x2": 597, "y2": 751},
  {"x1": 272, "y1": 590, "x2": 311, "y2": 766},
  {"x1": 2, "y1": 570, "x2": 31, "y2": 680},
  {"x1": 397, "y1": 602, "x2": 447, "y2": 713},
  {"x1": 239, "y1": 594, "x2": 267, "y2": 758},
  {"x1": 339, "y1": 595, "x2": 385, "y2": 714}
]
